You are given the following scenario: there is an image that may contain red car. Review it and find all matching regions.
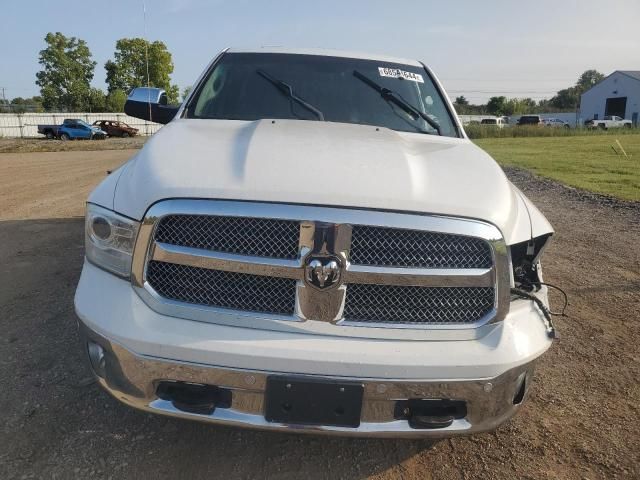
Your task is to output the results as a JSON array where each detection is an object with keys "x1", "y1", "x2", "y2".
[{"x1": 92, "y1": 120, "x2": 139, "y2": 137}]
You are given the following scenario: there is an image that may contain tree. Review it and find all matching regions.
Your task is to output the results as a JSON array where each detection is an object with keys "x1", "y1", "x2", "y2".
[
  {"x1": 3, "y1": 96, "x2": 44, "y2": 113},
  {"x1": 105, "y1": 89, "x2": 128, "y2": 112},
  {"x1": 105, "y1": 38, "x2": 179, "y2": 103},
  {"x1": 9, "y1": 97, "x2": 28, "y2": 113},
  {"x1": 29, "y1": 96, "x2": 44, "y2": 112},
  {"x1": 550, "y1": 87, "x2": 579, "y2": 109},
  {"x1": 576, "y1": 70, "x2": 605, "y2": 93},
  {"x1": 36, "y1": 32, "x2": 96, "y2": 111},
  {"x1": 503, "y1": 97, "x2": 538, "y2": 116},
  {"x1": 454, "y1": 95, "x2": 469, "y2": 106},
  {"x1": 182, "y1": 85, "x2": 192, "y2": 102},
  {"x1": 486, "y1": 96, "x2": 507, "y2": 116},
  {"x1": 537, "y1": 98, "x2": 551, "y2": 110},
  {"x1": 549, "y1": 69, "x2": 605, "y2": 110},
  {"x1": 87, "y1": 88, "x2": 106, "y2": 112}
]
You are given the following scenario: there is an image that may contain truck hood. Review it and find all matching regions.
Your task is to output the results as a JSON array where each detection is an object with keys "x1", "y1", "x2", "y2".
[{"x1": 112, "y1": 118, "x2": 551, "y2": 244}]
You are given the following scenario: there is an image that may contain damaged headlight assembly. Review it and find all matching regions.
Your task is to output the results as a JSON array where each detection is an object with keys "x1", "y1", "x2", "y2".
[
  {"x1": 510, "y1": 233, "x2": 553, "y2": 288},
  {"x1": 509, "y1": 234, "x2": 567, "y2": 338},
  {"x1": 85, "y1": 203, "x2": 140, "y2": 278}
]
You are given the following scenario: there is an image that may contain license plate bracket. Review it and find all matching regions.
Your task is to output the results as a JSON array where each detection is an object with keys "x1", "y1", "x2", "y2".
[{"x1": 265, "y1": 376, "x2": 364, "y2": 428}]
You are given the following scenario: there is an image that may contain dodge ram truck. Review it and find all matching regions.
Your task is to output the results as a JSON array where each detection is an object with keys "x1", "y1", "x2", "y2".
[
  {"x1": 75, "y1": 47, "x2": 555, "y2": 437},
  {"x1": 585, "y1": 115, "x2": 632, "y2": 129}
]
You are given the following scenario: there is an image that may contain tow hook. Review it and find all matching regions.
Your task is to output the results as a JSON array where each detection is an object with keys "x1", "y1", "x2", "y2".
[
  {"x1": 156, "y1": 381, "x2": 232, "y2": 415},
  {"x1": 395, "y1": 399, "x2": 467, "y2": 429}
]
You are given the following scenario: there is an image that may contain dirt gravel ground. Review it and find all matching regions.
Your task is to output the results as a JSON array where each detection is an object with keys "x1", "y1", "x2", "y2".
[
  {"x1": 0, "y1": 150, "x2": 639, "y2": 479},
  {"x1": 0, "y1": 149, "x2": 136, "y2": 220}
]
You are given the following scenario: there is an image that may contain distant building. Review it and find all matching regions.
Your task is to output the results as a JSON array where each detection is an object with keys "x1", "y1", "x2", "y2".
[{"x1": 580, "y1": 71, "x2": 640, "y2": 125}]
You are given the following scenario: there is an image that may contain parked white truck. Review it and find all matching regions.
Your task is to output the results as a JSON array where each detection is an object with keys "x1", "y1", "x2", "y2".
[
  {"x1": 585, "y1": 115, "x2": 632, "y2": 129},
  {"x1": 75, "y1": 48, "x2": 555, "y2": 437}
]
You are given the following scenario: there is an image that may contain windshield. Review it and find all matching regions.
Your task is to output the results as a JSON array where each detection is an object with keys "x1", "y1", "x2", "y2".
[{"x1": 187, "y1": 53, "x2": 459, "y2": 137}]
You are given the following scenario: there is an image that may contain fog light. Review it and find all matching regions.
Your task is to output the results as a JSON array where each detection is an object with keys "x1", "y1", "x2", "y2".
[{"x1": 87, "y1": 341, "x2": 106, "y2": 378}]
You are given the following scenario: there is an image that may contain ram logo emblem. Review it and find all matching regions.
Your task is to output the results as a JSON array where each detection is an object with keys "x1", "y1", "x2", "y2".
[{"x1": 304, "y1": 256, "x2": 342, "y2": 290}]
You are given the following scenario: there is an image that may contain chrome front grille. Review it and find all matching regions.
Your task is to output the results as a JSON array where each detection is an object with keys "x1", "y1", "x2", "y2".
[
  {"x1": 154, "y1": 215, "x2": 300, "y2": 259},
  {"x1": 344, "y1": 284, "x2": 495, "y2": 324},
  {"x1": 133, "y1": 200, "x2": 509, "y2": 334},
  {"x1": 147, "y1": 260, "x2": 297, "y2": 315},
  {"x1": 350, "y1": 225, "x2": 492, "y2": 268}
]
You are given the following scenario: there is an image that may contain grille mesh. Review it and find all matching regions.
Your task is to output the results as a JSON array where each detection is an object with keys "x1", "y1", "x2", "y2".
[
  {"x1": 154, "y1": 215, "x2": 300, "y2": 259},
  {"x1": 343, "y1": 284, "x2": 495, "y2": 324},
  {"x1": 146, "y1": 261, "x2": 296, "y2": 315},
  {"x1": 350, "y1": 225, "x2": 492, "y2": 268}
]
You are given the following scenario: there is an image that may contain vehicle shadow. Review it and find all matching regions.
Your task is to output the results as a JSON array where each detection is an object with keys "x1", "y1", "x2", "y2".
[{"x1": 0, "y1": 218, "x2": 438, "y2": 480}]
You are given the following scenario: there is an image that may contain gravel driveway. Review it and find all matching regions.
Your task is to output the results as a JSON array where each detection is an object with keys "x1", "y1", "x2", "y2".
[{"x1": 0, "y1": 150, "x2": 638, "y2": 479}]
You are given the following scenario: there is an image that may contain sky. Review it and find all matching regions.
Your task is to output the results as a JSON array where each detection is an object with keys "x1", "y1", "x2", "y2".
[{"x1": 1, "y1": 0, "x2": 639, "y2": 104}]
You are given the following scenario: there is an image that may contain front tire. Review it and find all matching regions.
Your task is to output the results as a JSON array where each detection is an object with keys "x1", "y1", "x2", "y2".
[
  {"x1": 60, "y1": 133, "x2": 70, "y2": 141},
  {"x1": 121, "y1": 132, "x2": 129, "y2": 138}
]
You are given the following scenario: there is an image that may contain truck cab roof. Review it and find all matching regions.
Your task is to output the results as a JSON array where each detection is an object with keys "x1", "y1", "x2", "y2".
[{"x1": 225, "y1": 46, "x2": 423, "y2": 67}]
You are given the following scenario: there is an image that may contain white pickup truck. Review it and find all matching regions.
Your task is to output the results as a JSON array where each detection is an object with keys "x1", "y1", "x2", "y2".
[
  {"x1": 75, "y1": 47, "x2": 555, "y2": 437},
  {"x1": 586, "y1": 115, "x2": 632, "y2": 129}
]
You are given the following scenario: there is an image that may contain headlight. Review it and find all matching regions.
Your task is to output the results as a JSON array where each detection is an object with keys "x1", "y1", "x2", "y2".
[{"x1": 85, "y1": 203, "x2": 140, "y2": 278}]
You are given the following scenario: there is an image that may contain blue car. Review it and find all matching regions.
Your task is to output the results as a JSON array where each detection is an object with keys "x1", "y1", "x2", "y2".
[{"x1": 38, "y1": 119, "x2": 107, "y2": 140}]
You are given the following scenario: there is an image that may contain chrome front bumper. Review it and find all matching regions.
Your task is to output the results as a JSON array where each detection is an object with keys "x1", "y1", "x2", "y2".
[{"x1": 79, "y1": 321, "x2": 535, "y2": 438}]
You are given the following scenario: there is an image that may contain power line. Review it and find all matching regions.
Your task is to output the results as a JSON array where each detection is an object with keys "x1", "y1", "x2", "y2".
[{"x1": 0, "y1": 86, "x2": 39, "y2": 91}]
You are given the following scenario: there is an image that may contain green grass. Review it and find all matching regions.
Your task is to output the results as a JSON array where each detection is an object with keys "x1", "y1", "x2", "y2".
[
  {"x1": 475, "y1": 134, "x2": 640, "y2": 201},
  {"x1": 465, "y1": 124, "x2": 640, "y2": 139}
]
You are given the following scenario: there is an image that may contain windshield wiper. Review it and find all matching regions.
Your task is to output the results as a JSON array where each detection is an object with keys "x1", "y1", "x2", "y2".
[
  {"x1": 352, "y1": 70, "x2": 442, "y2": 135},
  {"x1": 257, "y1": 69, "x2": 324, "y2": 121}
]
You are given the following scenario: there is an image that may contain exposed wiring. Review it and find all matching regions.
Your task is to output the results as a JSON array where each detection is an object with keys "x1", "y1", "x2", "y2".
[
  {"x1": 528, "y1": 281, "x2": 569, "y2": 317},
  {"x1": 510, "y1": 288, "x2": 558, "y2": 339},
  {"x1": 511, "y1": 281, "x2": 568, "y2": 340},
  {"x1": 511, "y1": 185, "x2": 566, "y2": 339}
]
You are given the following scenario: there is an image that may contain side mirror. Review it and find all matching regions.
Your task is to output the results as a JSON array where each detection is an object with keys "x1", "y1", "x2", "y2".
[{"x1": 124, "y1": 87, "x2": 179, "y2": 125}]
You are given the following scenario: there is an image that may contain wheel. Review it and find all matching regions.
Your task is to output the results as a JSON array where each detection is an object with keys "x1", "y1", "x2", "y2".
[
  {"x1": 60, "y1": 133, "x2": 70, "y2": 141},
  {"x1": 624, "y1": 123, "x2": 631, "y2": 129},
  {"x1": 598, "y1": 123, "x2": 606, "y2": 130},
  {"x1": 121, "y1": 131, "x2": 129, "y2": 138},
  {"x1": 45, "y1": 131, "x2": 54, "y2": 139},
  {"x1": 564, "y1": 124, "x2": 570, "y2": 129}
]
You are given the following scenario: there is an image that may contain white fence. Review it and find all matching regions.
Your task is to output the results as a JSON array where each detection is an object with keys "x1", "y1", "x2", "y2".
[{"x1": 0, "y1": 112, "x2": 162, "y2": 138}]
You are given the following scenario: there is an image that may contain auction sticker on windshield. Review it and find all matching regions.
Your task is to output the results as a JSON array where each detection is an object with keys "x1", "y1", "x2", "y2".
[{"x1": 378, "y1": 67, "x2": 424, "y2": 83}]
